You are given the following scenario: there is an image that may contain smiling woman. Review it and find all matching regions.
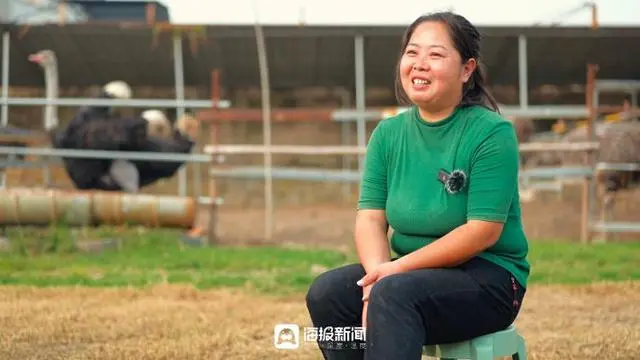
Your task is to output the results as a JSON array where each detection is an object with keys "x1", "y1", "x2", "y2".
[
  {"x1": 305, "y1": 11, "x2": 529, "y2": 360},
  {"x1": 394, "y1": 15, "x2": 499, "y2": 121}
]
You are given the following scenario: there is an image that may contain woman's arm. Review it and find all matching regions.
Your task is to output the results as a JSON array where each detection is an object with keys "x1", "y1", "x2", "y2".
[
  {"x1": 356, "y1": 120, "x2": 391, "y2": 273},
  {"x1": 355, "y1": 209, "x2": 391, "y2": 273},
  {"x1": 394, "y1": 220, "x2": 502, "y2": 271}
]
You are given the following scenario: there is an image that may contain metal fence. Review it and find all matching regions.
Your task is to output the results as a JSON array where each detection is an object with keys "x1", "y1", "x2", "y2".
[{"x1": 1, "y1": 138, "x2": 635, "y2": 245}]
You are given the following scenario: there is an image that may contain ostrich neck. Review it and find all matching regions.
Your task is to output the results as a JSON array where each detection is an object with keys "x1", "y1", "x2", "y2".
[{"x1": 43, "y1": 59, "x2": 59, "y2": 130}]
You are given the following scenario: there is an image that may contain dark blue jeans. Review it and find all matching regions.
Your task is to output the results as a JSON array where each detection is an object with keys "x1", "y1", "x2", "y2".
[{"x1": 305, "y1": 257, "x2": 526, "y2": 360}]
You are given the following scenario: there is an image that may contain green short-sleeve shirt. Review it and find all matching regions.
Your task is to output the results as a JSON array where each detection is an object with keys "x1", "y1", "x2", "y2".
[{"x1": 358, "y1": 105, "x2": 530, "y2": 288}]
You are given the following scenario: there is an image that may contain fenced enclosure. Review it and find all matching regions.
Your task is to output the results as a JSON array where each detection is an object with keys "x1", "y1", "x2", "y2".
[{"x1": 1, "y1": 22, "x2": 639, "y2": 246}]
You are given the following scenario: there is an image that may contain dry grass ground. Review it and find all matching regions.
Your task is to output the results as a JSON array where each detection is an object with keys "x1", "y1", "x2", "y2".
[
  {"x1": 0, "y1": 281, "x2": 639, "y2": 360},
  {"x1": 2, "y1": 168, "x2": 639, "y2": 359}
]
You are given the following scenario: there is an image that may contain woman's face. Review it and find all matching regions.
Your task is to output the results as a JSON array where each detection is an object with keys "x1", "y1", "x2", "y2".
[{"x1": 399, "y1": 21, "x2": 475, "y2": 112}]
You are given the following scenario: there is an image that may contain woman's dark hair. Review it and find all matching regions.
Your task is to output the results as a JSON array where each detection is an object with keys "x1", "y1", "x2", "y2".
[{"x1": 394, "y1": 11, "x2": 500, "y2": 112}]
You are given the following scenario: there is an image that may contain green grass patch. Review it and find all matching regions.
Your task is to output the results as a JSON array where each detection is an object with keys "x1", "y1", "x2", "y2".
[
  {"x1": 0, "y1": 227, "x2": 639, "y2": 294},
  {"x1": 527, "y1": 240, "x2": 640, "y2": 284},
  {"x1": 0, "y1": 226, "x2": 351, "y2": 295}
]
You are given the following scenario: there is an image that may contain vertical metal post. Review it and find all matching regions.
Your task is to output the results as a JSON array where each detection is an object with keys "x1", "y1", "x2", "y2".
[
  {"x1": 207, "y1": 69, "x2": 221, "y2": 245},
  {"x1": 591, "y1": 72, "x2": 604, "y2": 243},
  {"x1": 518, "y1": 35, "x2": 528, "y2": 108},
  {"x1": 631, "y1": 92, "x2": 638, "y2": 108},
  {"x1": 340, "y1": 121, "x2": 350, "y2": 198},
  {"x1": 173, "y1": 34, "x2": 187, "y2": 197},
  {"x1": 586, "y1": 5, "x2": 600, "y2": 243},
  {"x1": 1, "y1": 31, "x2": 9, "y2": 127},
  {"x1": 581, "y1": 64, "x2": 598, "y2": 244},
  {"x1": 354, "y1": 34, "x2": 366, "y2": 171},
  {"x1": 516, "y1": 34, "x2": 529, "y2": 190},
  {"x1": 338, "y1": 88, "x2": 352, "y2": 200},
  {"x1": 630, "y1": 91, "x2": 638, "y2": 122},
  {"x1": 1, "y1": 31, "x2": 9, "y2": 189},
  {"x1": 255, "y1": 23, "x2": 273, "y2": 241}
]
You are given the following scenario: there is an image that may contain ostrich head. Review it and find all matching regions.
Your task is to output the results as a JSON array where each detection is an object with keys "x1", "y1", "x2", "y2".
[
  {"x1": 141, "y1": 109, "x2": 172, "y2": 138},
  {"x1": 28, "y1": 49, "x2": 57, "y2": 68}
]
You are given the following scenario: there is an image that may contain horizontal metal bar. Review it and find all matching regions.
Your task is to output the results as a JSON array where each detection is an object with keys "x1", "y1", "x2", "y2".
[
  {"x1": 200, "y1": 105, "x2": 631, "y2": 124},
  {"x1": 204, "y1": 144, "x2": 367, "y2": 155},
  {"x1": 197, "y1": 196, "x2": 223, "y2": 205},
  {"x1": 0, "y1": 146, "x2": 212, "y2": 163},
  {"x1": 520, "y1": 166, "x2": 593, "y2": 179},
  {"x1": 595, "y1": 162, "x2": 640, "y2": 171},
  {"x1": 519, "y1": 141, "x2": 599, "y2": 152},
  {"x1": 500, "y1": 105, "x2": 590, "y2": 118},
  {"x1": 200, "y1": 106, "x2": 593, "y2": 123},
  {"x1": 595, "y1": 79, "x2": 640, "y2": 92},
  {"x1": 530, "y1": 131, "x2": 562, "y2": 141},
  {"x1": 332, "y1": 109, "x2": 389, "y2": 121},
  {"x1": 199, "y1": 108, "x2": 336, "y2": 122},
  {"x1": 523, "y1": 181, "x2": 563, "y2": 191},
  {"x1": 210, "y1": 165, "x2": 599, "y2": 182},
  {"x1": 590, "y1": 221, "x2": 640, "y2": 233},
  {"x1": 210, "y1": 166, "x2": 362, "y2": 182},
  {"x1": 332, "y1": 105, "x2": 592, "y2": 121},
  {"x1": 204, "y1": 142, "x2": 598, "y2": 155},
  {"x1": 200, "y1": 106, "x2": 595, "y2": 123},
  {"x1": 0, "y1": 97, "x2": 231, "y2": 109},
  {"x1": 0, "y1": 159, "x2": 53, "y2": 168}
]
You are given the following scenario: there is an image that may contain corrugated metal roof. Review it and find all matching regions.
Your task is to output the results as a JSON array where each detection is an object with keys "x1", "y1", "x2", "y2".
[
  {"x1": 3, "y1": 0, "x2": 89, "y2": 24},
  {"x1": 2, "y1": 23, "x2": 640, "y2": 95}
]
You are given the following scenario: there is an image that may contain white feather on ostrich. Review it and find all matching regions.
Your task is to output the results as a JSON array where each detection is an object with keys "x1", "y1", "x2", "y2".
[
  {"x1": 141, "y1": 109, "x2": 172, "y2": 139},
  {"x1": 102, "y1": 80, "x2": 132, "y2": 100}
]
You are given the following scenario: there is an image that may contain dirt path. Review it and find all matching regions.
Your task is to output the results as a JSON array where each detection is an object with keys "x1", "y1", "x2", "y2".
[
  {"x1": 197, "y1": 183, "x2": 640, "y2": 247},
  {"x1": 0, "y1": 282, "x2": 638, "y2": 360}
]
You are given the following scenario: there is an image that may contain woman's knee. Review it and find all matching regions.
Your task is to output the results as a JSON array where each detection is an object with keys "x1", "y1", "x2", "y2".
[
  {"x1": 305, "y1": 263, "x2": 364, "y2": 312},
  {"x1": 366, "y1": 275, "x2": 426, "y2": 333},
  {"x1": 368, "y1": 274, "x2": 411, "y2": 307}
]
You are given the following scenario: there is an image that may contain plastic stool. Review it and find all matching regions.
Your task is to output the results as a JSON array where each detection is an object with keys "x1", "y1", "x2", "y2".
[{"x1": 423, "y1": 324, "x2": 527, "y2": 359}]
